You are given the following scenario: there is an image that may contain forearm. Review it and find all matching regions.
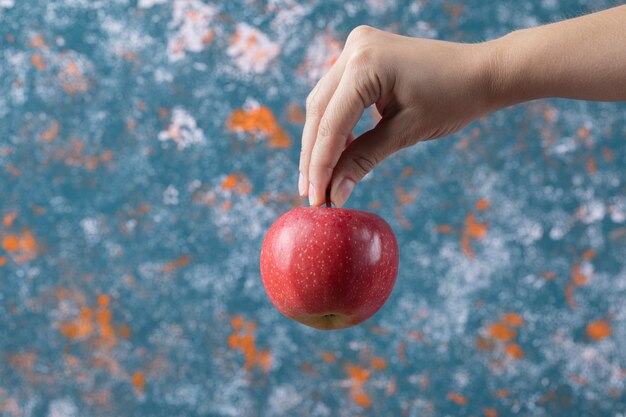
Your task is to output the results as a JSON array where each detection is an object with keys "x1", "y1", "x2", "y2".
[{"x1": 485, "y1": 4, "x2": 626, "y2": 108}]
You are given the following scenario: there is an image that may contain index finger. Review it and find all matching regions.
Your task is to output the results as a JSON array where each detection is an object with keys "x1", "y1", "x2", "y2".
[{"x1": 307, "y1": 66, "x2": 374, "y2": 206}]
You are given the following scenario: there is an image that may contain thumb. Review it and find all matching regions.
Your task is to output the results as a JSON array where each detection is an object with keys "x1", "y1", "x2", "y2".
[{"x1": 330, "y1": 117, "x2": 409, "y2": 207}]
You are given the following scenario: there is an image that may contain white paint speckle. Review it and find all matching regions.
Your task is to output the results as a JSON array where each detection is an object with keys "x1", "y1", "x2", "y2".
[
  {"x1": 48, "y1": 398, "x2": 78, "y2": 417},
  {"x1": 158, "y1": 107, "x2": 206, "y2": 150}
]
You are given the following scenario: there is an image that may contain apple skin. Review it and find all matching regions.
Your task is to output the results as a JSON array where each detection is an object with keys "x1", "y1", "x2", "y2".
[{"x1": 260, "y1": 207, "x2": 399, "y2": 330}]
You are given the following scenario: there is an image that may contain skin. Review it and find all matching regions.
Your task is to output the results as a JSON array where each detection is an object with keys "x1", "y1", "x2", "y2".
[{"x1": 298, "y1": 5, "x2": 626, "y2": 207}]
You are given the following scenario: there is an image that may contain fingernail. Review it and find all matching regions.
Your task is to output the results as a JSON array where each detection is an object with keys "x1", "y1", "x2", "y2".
[
  {"x1": 308, "y1": 183, "x2": 316, "y2": 206},
  {"x1": 298, "y1": 172, "x2": 305, "y2": 196},
  {"x1": 332, "y1": 178, "x2": 355, "y2": 208}
]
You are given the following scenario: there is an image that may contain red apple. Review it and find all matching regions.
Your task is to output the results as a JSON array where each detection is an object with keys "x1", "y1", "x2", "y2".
[{"x1": 260, "y1": 206, "x2": 399, "y2": 330}]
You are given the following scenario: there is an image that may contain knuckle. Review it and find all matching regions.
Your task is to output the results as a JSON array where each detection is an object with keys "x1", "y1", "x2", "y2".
[
  {"x1": 317, "y1": 115, "x2": 332, "y2": 139},
  {"x1": 346, "y1": 48, "x2": 381, "y2": 105},
  {"x1": 309, "y1": 160, "x2": 334, "y2": 172},
  {"x1": 350, "y1": 153, "x2": 378, "y2": 177},
  {"x1": 347, "y1": 25, "x2": 375, "y2": 45},
  {"x1": 308, "y1": 161, "x2": 335, "y2": 182},
  {"x1": 348, "y1": 46, "x2": 378, "y2": 70},
  {"x1": 305, "y1": 95, "x2": 320, "y2": 116}
]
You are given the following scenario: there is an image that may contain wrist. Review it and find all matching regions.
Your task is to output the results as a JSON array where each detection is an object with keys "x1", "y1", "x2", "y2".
[
  {"x1": 483, "y1": 29, "x2": 554, "y2": 111},
  {"x1": 479, "y1": 29, "x2": 542, "y2": 111}
]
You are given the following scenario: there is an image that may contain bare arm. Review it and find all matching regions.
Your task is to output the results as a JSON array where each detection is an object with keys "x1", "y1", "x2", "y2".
[{"x1": 491, "y1": 4, "x2": 626, "y2": 107}]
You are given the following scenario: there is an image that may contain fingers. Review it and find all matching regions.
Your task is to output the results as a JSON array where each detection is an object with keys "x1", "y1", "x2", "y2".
[
  {"x1": 307, "y1": 60, "x2": 379, "y2": 206},
  {"x1": 299, "y1": 57, "x2": 347, "y2": 198},
  {"x1": 330, "y1": 117, "x2": 409, "y2": 207}
]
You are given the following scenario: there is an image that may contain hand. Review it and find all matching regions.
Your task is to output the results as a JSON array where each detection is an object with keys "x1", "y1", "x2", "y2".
[
  {"x1": 299, "y1": 5, "x2": 626, "y2": 207},
  {"x1": 298, "y1": 25, "x2": 495, "y2": 207}
]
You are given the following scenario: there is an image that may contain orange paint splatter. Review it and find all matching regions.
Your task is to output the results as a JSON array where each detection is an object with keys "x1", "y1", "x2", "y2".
[
  {"x1": 8, "y1": 352, "x2": 37, "y2": 373},
  {"x1": 28, "y1": 34, "x2": 46, "y2": 48},
  {"x1": 436, "y1": 225, "x2": 453, "y2": 233},
  {"x1": 582, "y1": 249, "x2": 596, "y2": 260},
  {"x1": 97, "y1": 294, "x2": 110, "y2": 307},
  {"x1": 2, "y1": 235, "x2": 20, "y2": 252},
  {"x1": 476, "y1": 335, "x2": 496, "y2": 352},
  {"x1": 543, "y1": 106, "x2": 558, "y2": 123},
  {"x1": 496, "y1": 389, "x2": 510, "y2": 398},
  {"x1": 567, "y1": 262, "x2": 590, "y2": 309},
  {"x1": 370, "y1": 326, "x2": 390, "y2": 335},
  {"x1": 347, "y1": 364, "x2": 371, "y2": 384},
  {"x1": 401, "y1": 167, "x2": 415, "y2": 178},
  {"x1": 118, "y1": 324, "x2": 132, "y2": 339},
  {"x1": 220, "y1": 173, "x2": 252, "y2": 194},
  {"x1": 395, "y1": 185, "x2": 417, "y2": 206},
  {"x1": 257, "y1": 350, "x2": 272, "y2": 372},
  {"x1": 371, "y1": 357, "x2": 387, "y2": 370},
  {"x1": 587, "y1": 157, "x2": 597, "y2": 175},
  {"x1": 41, "y1": 121, "x2": 60, "y2": 142},
  {"x1": 20, "y1": 230, "x2": 37, "y2": 252},
  {"x1": 221, "y1": 200, "x2": 232, "y2": 212},
  {"x1": 59, "y1": 293, "x2": 122, "y2": 350},
  {"x1": 132, "y1": 371, "x2": 145, "y2": 396},
  {"x1": 202, "y1": 30, "x2": 214, "y2": 45},
  {"x1": 227, "y1": 106, "x2": 290, "y2": 148},
  {"x1": 484, "y1": 408, "x2": 498, "y2": 417},
  {"x1": 409, "y1": 331, "x2": 424, "y2": 342},
  {"x1": 466, "y1": 213, "x2": 488, "y2": 238},
  {"x1": 587, "y1": 320, "x2": 612, "y2": 341},
  {"x1": 222, "y1": 174, "x2": 238, "y2": 190},
  {"x1": 569, "y1": 374, "x2": 588, "y2": 385},
  {"x1": 3, "y1": 212, "x2": 17, "y2": 227},
  {"x1": 462, "y1": 212, "x2": 487, "y2": 258},
  {"x1": 1, "y1": 230, "x2": 38, "y2": 263},
  {"x1": 354, "y1": 392, "x2": 371, "y2": 408},
  {"x1": 162, "y1": 255, "x2": 191, "y2": 273},
  {"x1": 0, "y1": 257, "x2": 7, "y2": 266},
  {"x1": 505, "y1": 343, "x2": 524, "y2": 359},
  {"x1": 572, "y1": 265, "x2": 587, "y2": 285},
  {"x1": 59, "y1": 61, "x2": 89, "y2": 95},
  {"x1": 231, "y1": 315, "x2": 244, "y2": 331},
  {"x1": 60, "y1": 307, "x2": 94, "y2": 341},
  {"x1": 502, "y1": 313, "x2": 524, "y2": 328},
  {"x1": 447, "y1": 392, "x2": 468, "y2": 405},
  {"x1": 602, "y1": 147, "x2": 614, "y2": 162},
  {"x1": 476, "y1": 198, "x2": 490, "y2": 210},
  {"x1": 6, "y1": 162, "x2": 20, "y2": 177},
  {"x1": 321, "y1": 351, "x2": 336, "y2": 363},
  {"x1": 227, "y1": 315, "x2": 272, "y2": 372},
  {"x1": 489, "y1": 323, "x2": 516, "y2": 342},
  {"x1": 31, "y1": 53, "x2": 46, "y2": 70},
  {"x1": 577, "y1": 126, "x2": 590, "y2": 139},
  {"x1": 345, "y1": 364, "x2": 372, "y2": 407},
  {"x1": 286, "y1": 103, "x2": 305, "y2": 124}
]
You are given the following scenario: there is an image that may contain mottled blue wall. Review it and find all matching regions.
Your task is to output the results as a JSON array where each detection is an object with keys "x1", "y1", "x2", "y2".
[{"x1": 1, "y1": 1, "x2": 625, "y2": 416}]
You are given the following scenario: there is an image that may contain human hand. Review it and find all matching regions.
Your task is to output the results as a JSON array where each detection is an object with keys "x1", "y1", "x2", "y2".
[
  {"x1": 298, "y1": 25, "x2": 496, "y2": 207},
  {"x1": 300, "y1": 5, "x2": 626, "y2": 208}
]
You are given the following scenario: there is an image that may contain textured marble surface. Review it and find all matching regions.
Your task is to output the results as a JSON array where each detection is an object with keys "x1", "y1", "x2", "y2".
[{"x1": 1, "y1": 1, "x2": 625, "y2": 416}]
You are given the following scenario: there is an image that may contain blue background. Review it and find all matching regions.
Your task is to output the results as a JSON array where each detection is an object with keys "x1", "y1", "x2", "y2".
[{"x1": 1, "y1": 0, "x2": 625, "y2": 416}]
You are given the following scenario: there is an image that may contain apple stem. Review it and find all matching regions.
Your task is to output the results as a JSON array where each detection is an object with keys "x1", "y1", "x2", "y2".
[{"x1": 325, "y1": 188, "x2": 331, "y2": 208}]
